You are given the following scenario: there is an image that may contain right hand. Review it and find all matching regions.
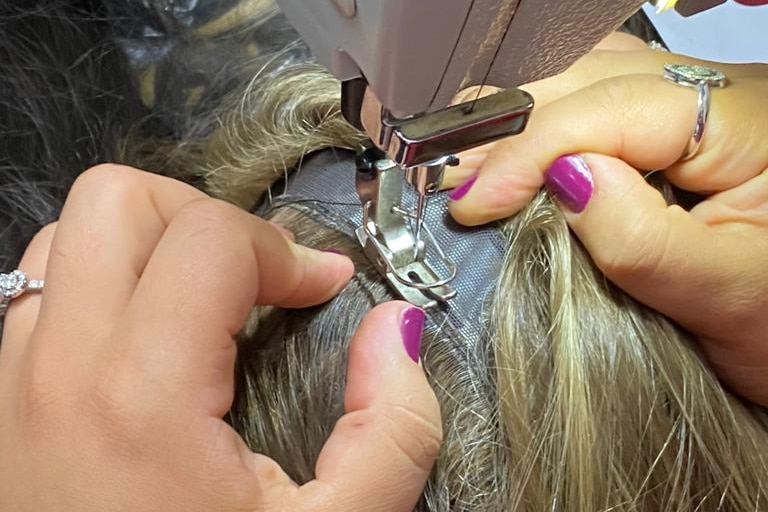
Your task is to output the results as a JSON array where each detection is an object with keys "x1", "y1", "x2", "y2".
[{"x1": 444, "y1": 45, "x2": 768, "y2": 405}]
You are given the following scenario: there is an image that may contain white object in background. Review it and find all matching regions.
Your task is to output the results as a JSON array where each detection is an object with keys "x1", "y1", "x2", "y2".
[{"x1": 643, "y1": 2, "x2": 768, "y2": 63}]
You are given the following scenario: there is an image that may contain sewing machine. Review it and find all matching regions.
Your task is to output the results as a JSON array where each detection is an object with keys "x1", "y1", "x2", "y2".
[{"x1": 274, "y1": 0, "x2": 724, "y2": 308}]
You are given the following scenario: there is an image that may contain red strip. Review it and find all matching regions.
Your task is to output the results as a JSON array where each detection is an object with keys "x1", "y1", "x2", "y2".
[{"x1": 733, "y1": 0, "x2": 768, "y2": 5}]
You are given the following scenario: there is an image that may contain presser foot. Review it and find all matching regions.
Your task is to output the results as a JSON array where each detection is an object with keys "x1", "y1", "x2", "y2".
[{"x1": 355, "y1": 145, "x2": 457, "y2": 309}]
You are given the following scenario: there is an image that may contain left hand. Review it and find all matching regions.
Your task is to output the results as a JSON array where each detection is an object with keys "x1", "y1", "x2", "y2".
[{"x1": 0, "y1": 165, "x2": 442, "y2": 512}]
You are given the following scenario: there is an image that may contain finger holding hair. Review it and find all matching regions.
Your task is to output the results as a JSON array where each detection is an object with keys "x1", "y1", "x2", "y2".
[
  {"x1": 447, "y1": 71, "x2": 768, "y2": 226},
  {"x1": 0, "y1": 166, "x2": 358, "y2": 511},
  {"x1": 445, "y1": 47, "x2": 765, "y2": 188},
  {"x1": 16, "y1": 165, "x2": 211, "y2": 406},
  {"x1": 245, "y1": 301, "x2": 442, "y2": 512},
  {"x1": 42, "y1": 165, "x2": 207, "y2": 317},
  {"x1": 544, "y1": 152, "x2": 768, "y2": 405},
  {"x1": 113, "y1": 196, "x2": 354, "y2": 419}
]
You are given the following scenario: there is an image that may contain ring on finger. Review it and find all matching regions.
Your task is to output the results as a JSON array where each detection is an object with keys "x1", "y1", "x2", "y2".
[
  {"x1": 662, "y1": 63, "x2": 727, "y2": 161},
  {"x1": 0, "y1": 270, "x2": 44, "y2": 318}
]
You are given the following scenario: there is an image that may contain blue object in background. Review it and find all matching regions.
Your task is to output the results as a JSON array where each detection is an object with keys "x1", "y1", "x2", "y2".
[{"x1": 644, "y1": 1, "x2": 768, "y2": 63}]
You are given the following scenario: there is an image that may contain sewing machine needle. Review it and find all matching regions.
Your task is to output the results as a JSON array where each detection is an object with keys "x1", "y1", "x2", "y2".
[{"x1": 414, "y1": 192, "x2": 427, "y2": 258}]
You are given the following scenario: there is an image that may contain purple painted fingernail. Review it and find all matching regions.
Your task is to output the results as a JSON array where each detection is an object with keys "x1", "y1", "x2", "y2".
[
  {"x1": 448, "y1": 175, "x2": 478, "y2": 201},
  {"x1": 400, "y1": 307, "x2": 425, "y2": 363},
  {"x1": 545, "y1": 155, "x2": 594, "y2": 213}
]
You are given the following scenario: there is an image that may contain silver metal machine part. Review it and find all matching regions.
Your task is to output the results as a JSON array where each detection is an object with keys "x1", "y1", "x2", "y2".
[
  {"x1": 272, "y1": 0, "x2": 726, "y2": 305},
  {"x1": 356, "y1": 146, "x2": 457, "y2": 308},
  {"x1": 342, "y1": 79, "x2": 534, "y2": 168},
  {"x1": 260, "y1": 149, "x2": 503, "y2": 342},
  {"x1": 404, "y1": 154, "x2": 459, "y2": 258}
]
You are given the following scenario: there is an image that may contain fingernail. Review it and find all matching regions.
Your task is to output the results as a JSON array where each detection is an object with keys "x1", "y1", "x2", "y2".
[
  {"x1": 448, "y1": 175, "x2": 477, "y2": 201},
  {"x1": 400, "y1": 307, "x2": 425, "y2": 363},
  {"x1": 323, "y1": 248, "x2": 344, "y2": 255},
  {"x1": 545, "y1": 154, "x2": 594, "y2": 213}
]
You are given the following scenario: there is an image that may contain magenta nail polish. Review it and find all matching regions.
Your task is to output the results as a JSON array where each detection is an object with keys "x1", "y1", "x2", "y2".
[
  {"x1": 400, "y1": 307, "x2": 425, "y2": 363},
  {"x1": 545, "y1": 155, "x2": 594, "y2": 213},
  {"x1": 448, "y1": 175, "x2": 477, "y2": 201}
]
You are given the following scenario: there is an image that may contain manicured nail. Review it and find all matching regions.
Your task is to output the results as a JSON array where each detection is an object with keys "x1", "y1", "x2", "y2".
[
  {"x1": 448, "y1": 175, "x2": 477, "y2": 201},
  {"x1": 545, "y1": 154, "x2": 594, "y2": 213},
  {"x1": 323, "y1": 248, "x2": 344, "y2": 255},
  {"x1": 400, "y1": 307, "x2": 425, "y2": 363}
]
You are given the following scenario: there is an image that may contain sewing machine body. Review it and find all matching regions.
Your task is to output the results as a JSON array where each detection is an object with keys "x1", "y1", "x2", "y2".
[{"x1": 273, "y1": 0, "x2": 723, "y2": 306}]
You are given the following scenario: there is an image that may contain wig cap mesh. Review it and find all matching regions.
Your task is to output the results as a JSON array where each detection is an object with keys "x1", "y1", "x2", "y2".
[{"x1": 260, "y1": 148, "x2": 505, "y2": 347}]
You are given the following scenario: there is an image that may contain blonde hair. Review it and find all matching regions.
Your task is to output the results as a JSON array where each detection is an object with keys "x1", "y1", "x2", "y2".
[{"x1": 127, "y1": 57, "x2": 768, "y2": 512}]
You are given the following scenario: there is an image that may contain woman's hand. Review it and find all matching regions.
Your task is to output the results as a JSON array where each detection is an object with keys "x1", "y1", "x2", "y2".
[
  {"x1": 0, "y1": 165, "x2": 442, "y2": 511},
  {"x1": 446, "y1": 45, "x2": 768, "y2": 406}
]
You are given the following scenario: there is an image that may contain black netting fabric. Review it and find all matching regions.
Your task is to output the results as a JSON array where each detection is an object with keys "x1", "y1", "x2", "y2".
[{"x1": 261, "y1": 149, "x2": 505, "y2": 347}]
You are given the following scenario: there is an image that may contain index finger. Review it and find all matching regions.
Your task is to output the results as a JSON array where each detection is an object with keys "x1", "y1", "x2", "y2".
[
  {"x1": 40, "y1": 165, "x2": 206, "y2": 326},
  {"x1": 446, "y1": 49, "x2": 765, "y2": 188},
  {"x1": 449, "y1": 73, "x2": 768, "y2": 226},
  {"x1": 115, "y1": 198, "x2": 354, "y2": 416}
]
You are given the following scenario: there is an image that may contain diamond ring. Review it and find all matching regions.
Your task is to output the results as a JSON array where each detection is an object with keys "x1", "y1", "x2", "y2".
[
  {"x1": 0, "y1": 270, "x2": 44, "y2": 317},
  {"x1": 662, "y1": 63, "x2": 727, "y2": 161}
]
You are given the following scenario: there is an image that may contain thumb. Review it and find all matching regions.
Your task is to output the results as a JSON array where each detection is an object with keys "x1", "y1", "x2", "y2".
[
  {"x1": 297, "y1": 301, "x2": 442, "y2": 512},
  {"x1": 544, "y1": 153, "x2": 757, "y2": 343}
]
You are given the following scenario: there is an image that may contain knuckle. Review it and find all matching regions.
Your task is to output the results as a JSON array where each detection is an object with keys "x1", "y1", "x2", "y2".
[
  {"x1": 175, "y1": 198, "x2": 242, "y2": 237},
  {"x1": 595, "y1": 75, "x2": 636, "y2": 108},
  {"x1": 86, "y1": 367, "x2": 150, "y2": 442},
  {"x1": 577, "y1": 76, "x2": 649, "y2": 156},
  {"x1": 72, "y1": 164, "x2": 144, "y2": 200},
  {"x1": 341, "y1": 403, "x2": 443, "y2": 474},
  {"x1": 592, "y1": 76, "x2": 644, "y2": 127},
  {"x1": 172, "y1": 199, "x2": 262, "y2": 268},
  {"x1": 17, "y1": 370, "x2": 66, "y2": 436},
  {"x1": 15, "y1": 344, "x2": 78, "y2": 439}
]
